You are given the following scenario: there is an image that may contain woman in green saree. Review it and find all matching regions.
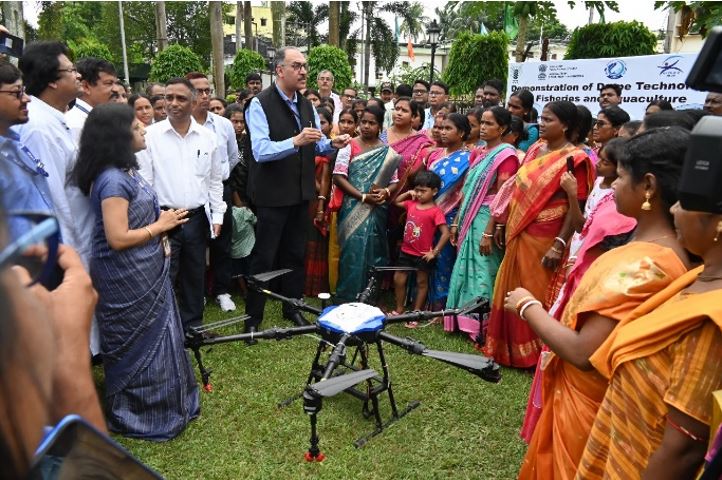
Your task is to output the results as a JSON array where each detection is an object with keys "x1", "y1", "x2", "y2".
[{"x1": 333, "y1": 106, "x2": 400, "y2": 302}]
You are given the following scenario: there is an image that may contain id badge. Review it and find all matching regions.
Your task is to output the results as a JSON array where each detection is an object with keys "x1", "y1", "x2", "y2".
[{"x1": 161, "y1": 234, "x2": 171, "y2": 257}]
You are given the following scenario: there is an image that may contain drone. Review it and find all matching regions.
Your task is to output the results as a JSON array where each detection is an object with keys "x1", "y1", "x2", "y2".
[{"x1": 185, "y1": 266, "x2": 501, "y2": 462}]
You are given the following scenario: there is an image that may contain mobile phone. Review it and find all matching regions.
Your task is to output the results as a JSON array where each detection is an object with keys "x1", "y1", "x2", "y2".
[
  {"x1": 28, "y1": 415, "x2": 162, "y2": 479},
  {"x1": 0, "y1": 31, "x2": 24, "y2": 58},
  {"x1": 566, "y1": 156, "x2": 575, "y2": 173}
]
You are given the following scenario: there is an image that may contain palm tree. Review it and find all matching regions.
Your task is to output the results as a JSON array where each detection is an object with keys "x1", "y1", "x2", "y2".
[
  {"x1": 384, "y1": 2, "x2": 428, "y2": 43},
  {"x1": 286, "y1": 1, "x2": 329, "y2": 49}
]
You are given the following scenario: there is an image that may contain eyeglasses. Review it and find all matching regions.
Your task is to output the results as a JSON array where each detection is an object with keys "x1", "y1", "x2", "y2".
[
  {"x1": 0, "y1": 213, "x2": 60, "y2": 287},
  {"x1": 429, "y1": 91, "x2": 445, "y2": 97},
  {"x1": 412, "y1": 89, "x2": 427, "y2": 94},
  {"x1": 0, "y1": 86, "x2": 26, "y2": 99},
  {"x1": 57, "y1": 67, "x2": 78, "y2": 74},
  {"x1": 341, "y1": 94, "x2": 356, "y2": 100},
  {"x1": 196, "y1": 88, "x2": 211, "y2": 96},
  {"x1": 282, "y1": 62, "x2": 308, "y2": 72}
]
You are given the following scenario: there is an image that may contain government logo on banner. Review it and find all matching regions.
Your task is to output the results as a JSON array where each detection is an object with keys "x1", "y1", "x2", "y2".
[{"x1": 604, "y1": 59, "x2": 627, "y2": 80}]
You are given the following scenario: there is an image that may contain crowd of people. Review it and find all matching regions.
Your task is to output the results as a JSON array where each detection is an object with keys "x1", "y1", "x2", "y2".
[{"x1": 1, "y1": 39, "x2": 721, "y2": 479}]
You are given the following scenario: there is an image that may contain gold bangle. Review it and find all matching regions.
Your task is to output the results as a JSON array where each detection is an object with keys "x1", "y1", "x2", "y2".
[
  {"x1": 514, "y1": 295, "x2": 536, "y2": 312},
  {"x1": 144, "y1": 226, "x2": 153, "y2": 239}
]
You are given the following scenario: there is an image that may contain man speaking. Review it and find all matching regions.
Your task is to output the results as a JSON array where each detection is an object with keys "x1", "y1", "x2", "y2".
[{"x1": 244, "y1": 46, "x2": 349, "y2": 340}]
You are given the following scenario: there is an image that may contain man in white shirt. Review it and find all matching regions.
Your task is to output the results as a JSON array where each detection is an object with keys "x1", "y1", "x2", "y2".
[
  {"x1": 316, "y1": 69, "x2": 342, "y2": 125},
  {"x1": 65, "y1": 57, "x2": 117, "y2": 142},
  {"x1": 187, "y1": 72, "x2": 239, "y2": 313},
  {"x1": 137, "y1": 77, "x2": 226, "y2": 332}
]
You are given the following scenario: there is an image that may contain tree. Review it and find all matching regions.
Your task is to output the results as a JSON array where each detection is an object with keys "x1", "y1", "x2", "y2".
[
  {"x1": 565, "y1": 20, "x2": 657, "y2": 59},
  {"x1": 149, "y1": 44, "x2": 204, "y2": 82},
  {"x1": 442, "y1": 31, "x2": 508, "y2": 96},
  {"x1": 228, "y1": 49, "x2": 266, "y2": 89},
  {"x1": 210, "y1": 1, "x2": 225, "y2": 97},
  {"x1": 243, "y1": 1, "x2": 252, "y2": 51},
  {"x1": 68, "y1": 38, "x2": 114, "y2": 62},
  {"x1": 155, "y1": 1, "x2": 168, "y2": 51},
  {"x1": 270, "y1": 1, "x2": 286, "y2": 47},
  {"x1": 307, "y1": 44, "x2": 354, "y2": 91},
  {"x1": 384, "y1": 2, "x2": 428, "y2": 42},
  {"x1": 286, "y1": 2, "x2": 329, "y2": 49},
  {"x1": 328, "y1": 1, "x2": 340, "y2": 47},
  {"x1": 389, "y1": 63, "x2": 440, "y2": 88},
  {"x1": 575, "y1": 1, "x2": 620, "y2": 23},
  {"x1": 655, "y1": 1, "x2": 722, "y2": 38}
]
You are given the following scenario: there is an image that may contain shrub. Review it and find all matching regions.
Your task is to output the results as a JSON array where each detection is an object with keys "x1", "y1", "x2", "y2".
[
  {"x1": 565, "y1": 21, "x2": 657, "y2": 60},
  {"x1": 442, "y1": 31, "x2": 508, "y2": 96},
  {"x1": 149, "y1": 44, "x2": 204, "y2": 83},
  {"x1": 69, "y1": 38, "x2": 114, "y2": 63},
  {"x1": 228, "y1": 49, "x2": 266, "y2": 90},
  {"x1": 307, "y1": 44, "x2": 354, "y2": 92}
]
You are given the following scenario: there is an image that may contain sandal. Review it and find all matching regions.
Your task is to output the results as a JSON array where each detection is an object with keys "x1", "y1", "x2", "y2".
[{"x1": 404, "y1": 321, "x2": 419, "y2": 329}]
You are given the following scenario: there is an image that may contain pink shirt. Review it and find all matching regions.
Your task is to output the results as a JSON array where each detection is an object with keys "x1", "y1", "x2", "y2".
[{"x1": 401, "y1": 200, "x2": 446, "y2": 257}]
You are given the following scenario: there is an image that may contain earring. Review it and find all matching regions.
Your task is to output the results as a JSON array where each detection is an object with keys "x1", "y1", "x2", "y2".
[
  {"x1": 715, "y1": 220, "x2": 722, "y2": 242},
  {"x1": 641, "y1": 191, "x2": 652, "y2": 211}
]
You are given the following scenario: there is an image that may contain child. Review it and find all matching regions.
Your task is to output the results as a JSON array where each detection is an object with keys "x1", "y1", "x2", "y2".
[{"x1": 392, "y1": 170, "x2": 450, "y2": 327}]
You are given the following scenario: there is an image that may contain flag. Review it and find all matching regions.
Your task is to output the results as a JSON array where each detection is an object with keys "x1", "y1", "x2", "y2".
[
  {"x1": 503, "y1": 3, "x2": 518, "y2": 40},
  {"x1": 407, "y1": 38, "x2": 415, "y2": 61}
]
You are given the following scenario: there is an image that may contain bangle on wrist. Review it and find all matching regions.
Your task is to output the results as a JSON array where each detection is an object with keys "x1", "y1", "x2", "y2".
[
  {"x1": 554, "y1": 236, "x2": 567, "y2": 247},
  {"x1": 450, "y1": 223, "x2": 459, "y2": 228},
  {"x1": 482, "y1": 232, "x2": 493, "y2": 238},
  {"x1": 318, "y1": 195, "x2": 327, "y2": 201},
  {"x1": 495, "y1": 224, "x2": 505, "y2": 230},
  {"x1": 361, "y1": 193, "x2": 367, "y2": 204},
  {"x1": 519, "y1": 300, "x2": 542, "y2": 321},
  {"x1": 144, "y1": 226, "x2": 153, "y2": 239},
  {"x1": 384, "y1": 187, "x2": 391, "y2": 198},
  {"x1": 514, "y1": 295, "x2": 536, "y2": 312}
]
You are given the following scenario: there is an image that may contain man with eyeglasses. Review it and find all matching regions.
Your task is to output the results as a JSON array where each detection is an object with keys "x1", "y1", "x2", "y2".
[
  {"x1": 137, "y1": 77, "x2": 225, "y2": 333},
  {"x1": 244, "y1": 46, "x2": 350, "y2": 336},
  {"x1": 316, "y1": 69, "x2": 342, "y2": 124},
  {"x1": 412, "y1": 79, "x2": 430, "y2": 108},
  {"x1": 0, "y1": 60, "x2": 54, "y2": 244},
  {"x1": 422, "y1": 81, "x2": 449, "y2": 130},
  {"x1": 340, "y1": 87, "x2": 357, "y2": 110},
  {"x1": 66, "y1": 57, "x2": 117, "y2": 143},
  {"x1": 186, "y1": 72, "x2": 239, "y2": 313}
]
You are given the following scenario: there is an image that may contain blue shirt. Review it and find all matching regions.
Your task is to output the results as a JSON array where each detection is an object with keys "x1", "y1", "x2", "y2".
[
  {"x1": 0, "y1": 131, "x2": 55, "y2": 241},
  {"x1": 246, "y1": 84, "x2": 334, "y2": 163}
]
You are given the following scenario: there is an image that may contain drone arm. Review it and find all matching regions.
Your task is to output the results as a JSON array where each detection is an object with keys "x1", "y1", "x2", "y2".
[
  {"x1": 383, "y1": 297, "x2": 489, "y2": 325},
  {"x1": 250, "y1": 285, "x2": 322, "y2": 315},
  {"x1": 320, "y1": 333, "x2": 351, "y2": 380},
  {"x1": 185, "y1": 325, "x2": 319, "y2": 349},
  {"x1": 377, "y1": 331, "x2": 426, "y2": 354}
]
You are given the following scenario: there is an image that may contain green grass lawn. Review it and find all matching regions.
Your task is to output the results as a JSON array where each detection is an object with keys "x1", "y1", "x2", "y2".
[{"x1": 107, "y1": 294, "x2": 532, "y2": 479}]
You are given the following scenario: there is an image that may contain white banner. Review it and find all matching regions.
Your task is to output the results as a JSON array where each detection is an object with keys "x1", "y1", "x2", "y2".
[{"x1": 506, "y1": 53, "x2": 708, "y2": 120}]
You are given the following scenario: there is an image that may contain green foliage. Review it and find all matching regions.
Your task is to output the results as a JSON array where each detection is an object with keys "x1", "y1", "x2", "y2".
[
  {"x1": 442, "y1": 31, "x2": 509, "y2": 96},
  {"x1": 286, "y1": 1, "x2": 329, "y2": 48},
  {"x1": 307, "y1": 44, "x2": 354, "y2": 91},
  {"x1": 389, "y1": 63, "x2": 440, "y2": 88},
  {"x1": 149, "y1": 44, "x2": 204, "y2": 83},
  {"x1": 656, "y1": 1, "x2": 722, "y2": 38},
  {"x1": 370, "y1": 17, "x2": 398, "y2": 76},
  {"x1": 68, "y1": 38, "x2": 114, "y2": 62},
  {"x1": 228, "y1": 49, "x2": 266, "y2": 90},
  {"x1": 565, "y1": 20, "x2": 657, "y2": 59}
]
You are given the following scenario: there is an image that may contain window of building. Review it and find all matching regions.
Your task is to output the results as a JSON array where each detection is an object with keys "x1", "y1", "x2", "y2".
[{"x1": 261, "y1": 18, "x2": 267, "y2": 27}]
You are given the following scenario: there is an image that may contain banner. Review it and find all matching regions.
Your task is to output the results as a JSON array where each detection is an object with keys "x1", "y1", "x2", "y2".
[{"x1": 506, "y1": 53, "x2": 707, "y2": 120}]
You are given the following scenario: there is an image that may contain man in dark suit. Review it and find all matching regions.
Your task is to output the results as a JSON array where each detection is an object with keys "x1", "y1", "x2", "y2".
[{"x1": 244, "y1": 46, "x2": 349, "y2": 340}]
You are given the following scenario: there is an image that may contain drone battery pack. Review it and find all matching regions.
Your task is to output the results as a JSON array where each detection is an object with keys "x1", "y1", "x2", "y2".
[{"x1": 678, "y1": 116, "x2": 722, "y2": 214}]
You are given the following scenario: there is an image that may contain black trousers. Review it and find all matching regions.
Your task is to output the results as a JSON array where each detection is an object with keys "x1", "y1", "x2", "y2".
[
  {"x1": 168, "y1": 210, "x2": 208, "y2": 330},
  {"x1": 209, "y1": 183, "x2": 233, "y2": 296},
  {"x1": 245, "y1": 202, "x2": 308, "y2": 328}
]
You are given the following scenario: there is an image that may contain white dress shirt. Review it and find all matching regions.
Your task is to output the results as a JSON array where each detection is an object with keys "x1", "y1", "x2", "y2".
[
  {"x1": 198, "y1": 111, "x2": 239, "y2": 181},
  {"x1": 330, "y1": 91, "x2": 343, "y2": 125},
  {"x1": 14, "y1": 96, "x2": 94, "y2": 265},
  {"x1": 65, "y1": 97, "x2": 92, "y2": 144},
  {"x1": 136, "y1": 118, "x2": 226, "y2": 225}
]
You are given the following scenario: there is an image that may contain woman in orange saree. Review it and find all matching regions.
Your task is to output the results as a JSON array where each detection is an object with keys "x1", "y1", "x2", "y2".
[
  {"x1": 483, "y1": 101, "x2": 595, "y2": 368},
  {"x1": 505, "y1": 128, "x2": 692, "y2": 480}
]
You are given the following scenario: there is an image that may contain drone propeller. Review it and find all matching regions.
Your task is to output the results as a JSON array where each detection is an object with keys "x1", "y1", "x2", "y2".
[
  {"x1": 456, "y1": 297, "x2": 490, "y2": 317},
  {"x1": 248, "y1": 268, "x2": 293, "y2": 284},
  {"x1": 308, "y1": 369, "x2": 378, "y2": 398},
  {"x1": 420, "y1": 350, "x2": 501, "y2": 383}
]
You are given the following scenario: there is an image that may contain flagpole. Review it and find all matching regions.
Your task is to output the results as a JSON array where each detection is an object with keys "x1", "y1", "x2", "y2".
[{"x1": 118, "y1": 0, "x2": 130, "y2": 84}]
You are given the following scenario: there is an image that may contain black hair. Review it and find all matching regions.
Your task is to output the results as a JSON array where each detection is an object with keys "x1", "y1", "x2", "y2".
[
  {"x1": 415, "y1": 102, "x2": 425, "y2": 126},
  {"x1": 467, "y1": 106, "x2": 484, "y2": 124},
  {"x1": 600, "y1": 83, "x2": 622, "y2": 96},
  {"x1": 682, "y1": 108, "x2": 709, "y2": 127},
  {"x1": 303, "y1": 89, "x2": 320, "y2": 99},
  {"x1": 544, "y1": 100, "x2": 578, "y2": 141},
  {"x1": 338, "y1": 107, "x2": 358, "y2": 124},
  {"x1": 599, "y1": 137, "x2": 626, "y2": 165},
  {"x1": 395, "y1": 84, "x2": 413, "y2": 97},
  {"x1": 363, "y1": 105, "x2": 385, "y2": 127},
  {"x1": 145, "y1": 82, "x2": 164, "y2": 96},
  {"x1": 245, "y1": 72, "x2": 262, "y2": 83},
  {"x1": 482, "y1": 78, "x2": 504, "y2": 94},
  {"x1": 19, "y1": 41, "x2": 71, "y2": 96},
  {"x1": 506, "y1": 115, "x2": 528, "y2": 146},
  {"x1": 444, "y1": 112, "x2": 471, "y2": 141},
  {"x1": 619, "y1": 126, "x2": 690, "y2": 211},
  {"x1": 165, "y1": 77, "x2": 196, "y2": 95},
  {"x1": 127, "y1": 93, "x2": 150, "y2": 108},
  {"x1": 642, "y1": 110, "x2": 695, "y2": 131},
  {"x1": 430, "y1": 80, "x2": 449, "y2": 95},
  {"x1": 646, "y1": 99, "x2": 674, "y2": 112},
  {"x1": 486, "y1": 106, "x2": 513, "y2": 136},
  {"x1": 439, "y1": 101, "x2": 457, "y2": 113},
  {"x1": 598, "y1": 105, "x2": 631, "y2": 128},
  {"x1": 413, "y1": 170, "x2": 442, "y2": 190},
  {"x1": 366, "y1": 97, "x2": 384, "y2": 109},
  {"x1": 210, "y1": 96, "x2": 227, "y2": 107},
  {"x1": 76, "y1": 57, "x2": 116, "y2": 85},
  {"x1": 0, "y1": 60, "x2": 21, "y2": 87},
  {"x1": 394, "y1": 96, "x2": 420, "y2": 119},
  {"x1": 319, "y1": 96, "x2": 335, "y2": 114},
  {"x1": 620, "y1": 120, "x2": 642, "y2": 136},
  {"x1": 149, "y1": 95, "x2": 164, "y2": 107},
  {"x1": 575, "y1": 105, "x2": 593, "y2": 144},
  {"x1": 225, "y1": 103, "x2": 244, "y2": 119},
  {"x1": 413, "y1": 79, "x2": 430, "y2": 90},
  {"x1": 316, "y1": 107, "x2": 333, "y2": 125},
  {"x1": 236, "y1": 89, "x2": 251, "y2": 103},
  {"x1": 72, "y1": 103, "x2": 138, "y2": 195},
  {"x1": 510, "y1": 89, "x2": 535, "y2": 122},
  {"x1": 352, "y1": 98, "x2": 368, "y2": 109}
]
